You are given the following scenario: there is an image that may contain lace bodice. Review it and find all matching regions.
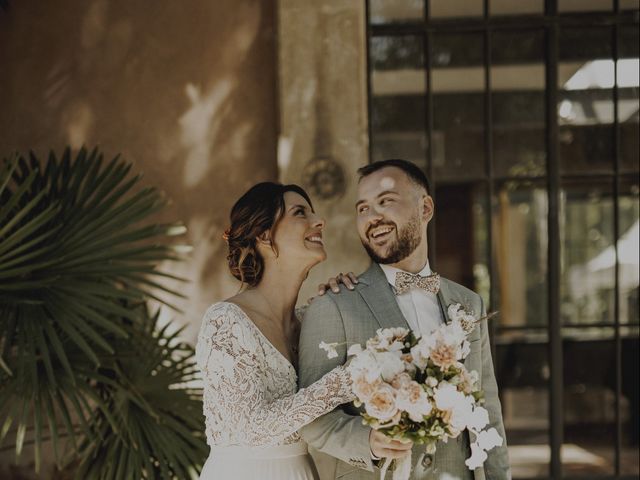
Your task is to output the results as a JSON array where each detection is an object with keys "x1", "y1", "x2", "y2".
[{"x1": 195, "y1": 301, "x2": 353, "y2": 448}]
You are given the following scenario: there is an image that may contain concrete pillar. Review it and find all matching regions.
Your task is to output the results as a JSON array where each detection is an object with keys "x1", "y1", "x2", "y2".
[{"x1": 277, "y1": 0, "x2": 370, "y2": 306}]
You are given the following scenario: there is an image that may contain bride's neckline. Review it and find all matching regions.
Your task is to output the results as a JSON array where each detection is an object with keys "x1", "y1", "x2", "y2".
[{"x1": 222, "y1": 301, "x2": 297, "y2": 374}]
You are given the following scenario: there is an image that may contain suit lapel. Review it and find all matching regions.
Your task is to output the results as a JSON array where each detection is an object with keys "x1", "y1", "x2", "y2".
[
  {"x1": 436, "y1": 277, "x2": 451, "y2": 324},
  {"x1": 358, "y1": 263, "x2": 410, "y2": 330}
]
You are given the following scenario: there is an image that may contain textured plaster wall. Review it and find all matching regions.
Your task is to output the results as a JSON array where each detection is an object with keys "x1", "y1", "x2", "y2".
[
  {"x1": 278, "y1": 0, "x2": 370, "y2": 307},
  {"x1": 0, "y1": 0, "x2": 278, "y2": 345}
]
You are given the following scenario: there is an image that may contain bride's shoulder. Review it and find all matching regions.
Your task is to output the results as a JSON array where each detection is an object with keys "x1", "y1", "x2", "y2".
[
  {"x1": 202, "y1": 301, "x2": 245, "y2": 324},
  {"x1": 198, "y1": 301, "x2": 261, "y2": 354}
]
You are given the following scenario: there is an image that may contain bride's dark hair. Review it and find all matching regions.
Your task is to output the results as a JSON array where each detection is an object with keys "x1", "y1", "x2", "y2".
[{"x1": 225, "y1": 182, "x2": 314, "y2": 287}]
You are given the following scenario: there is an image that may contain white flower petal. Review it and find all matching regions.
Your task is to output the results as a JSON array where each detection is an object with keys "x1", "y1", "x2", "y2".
[
  {"x1": 476, "y1": 427, "x2": 503, "y2": 451},
  {"x1": 347, "y1": 343, "x2": 363, "y2": 356},
  {"x1": 465, "y1": 443, "x2": 488, "y2": 470}
]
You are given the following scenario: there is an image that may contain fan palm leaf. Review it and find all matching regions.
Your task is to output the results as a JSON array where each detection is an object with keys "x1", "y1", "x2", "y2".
[
  {"x1": 74, "y1": 307, "x2": 206, "y2": 480},
  {"x1": 0, "y1": 148, "x2": 203, "y2": 476}
]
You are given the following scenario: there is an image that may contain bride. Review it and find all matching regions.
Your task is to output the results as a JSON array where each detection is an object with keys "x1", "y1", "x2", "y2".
[{"x1": 195, "y1": 182, "x2": 354, "y2": 479}]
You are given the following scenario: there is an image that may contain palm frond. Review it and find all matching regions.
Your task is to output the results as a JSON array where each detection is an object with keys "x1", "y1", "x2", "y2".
[
  {"x1": 75, "y1": 307, "x2": 206, "y2": 479},
  {"x1": 0, "y1": 148, "x2": 201, "y2": 476}
]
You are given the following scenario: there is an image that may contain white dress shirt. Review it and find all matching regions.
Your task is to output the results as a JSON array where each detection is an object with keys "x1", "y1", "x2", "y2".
[{"x1": 379, "y1": 262, "x2": 444, "y2": 335}]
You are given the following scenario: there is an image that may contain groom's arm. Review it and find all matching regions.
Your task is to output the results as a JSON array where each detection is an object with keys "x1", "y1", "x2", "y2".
[
  {"x1": 478, "y1": 297, "x2": 512, "y2": 479},
  {"x1": 298, "y1": 294, "x2": 375, "y2": 472}
]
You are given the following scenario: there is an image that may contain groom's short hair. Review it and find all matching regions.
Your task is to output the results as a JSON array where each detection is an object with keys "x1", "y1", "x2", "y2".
[{"x1": 357, "y1": 159, "x2": 431, "y2": 195}]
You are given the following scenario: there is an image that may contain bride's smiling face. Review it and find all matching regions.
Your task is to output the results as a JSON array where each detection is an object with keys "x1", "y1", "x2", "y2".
[{"x1": 267, "y1": 192, "x2": 326, "y2": 266}]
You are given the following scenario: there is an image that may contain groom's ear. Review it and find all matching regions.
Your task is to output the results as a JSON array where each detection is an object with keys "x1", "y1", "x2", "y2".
[{"x1": 422, "y1": 195, "x2": 434, "y2": 223}]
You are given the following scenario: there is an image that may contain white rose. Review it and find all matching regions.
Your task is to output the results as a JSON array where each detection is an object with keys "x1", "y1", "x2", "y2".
[
  {"x1": 348, "y1": 350, "x2": 382, "y2": 383},
  {"x1": 375, "y1": 351, "x2": 405, "y2": 382},
  {"x1": 434, "y1": 382, "x2": 465, "y2": 411},
  {"x1": 396, "y1": 381, "x2": 433, "y2": 422}
]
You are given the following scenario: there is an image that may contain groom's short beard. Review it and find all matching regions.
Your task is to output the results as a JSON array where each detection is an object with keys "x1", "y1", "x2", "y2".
[{"x1": 362, "y1": 211, "x2": 422, "y2": 265}]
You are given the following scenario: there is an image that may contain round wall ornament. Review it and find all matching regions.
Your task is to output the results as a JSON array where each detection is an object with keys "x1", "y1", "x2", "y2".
[{"x1": 301, "y1": 156, "x2": 347, "y2": 200}]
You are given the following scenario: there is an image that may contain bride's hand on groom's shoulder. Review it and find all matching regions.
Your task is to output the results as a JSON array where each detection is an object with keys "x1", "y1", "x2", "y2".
[
  {"x1": 305, "y1": 271, "x2": 359, "y2": 304},
  {"x1": 316, "y1": 271, "x2": 359, "y2": 296}
]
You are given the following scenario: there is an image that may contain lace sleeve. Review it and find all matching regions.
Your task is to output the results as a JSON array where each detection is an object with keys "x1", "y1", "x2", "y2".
[{"x1": 196, "y1": 303, "x2": 354, "y2": 446}]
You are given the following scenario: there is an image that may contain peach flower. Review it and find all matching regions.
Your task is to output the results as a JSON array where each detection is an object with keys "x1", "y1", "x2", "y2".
[
  {"x1": 353, "y1": 374, "x2": 381, "y2": 402},
  {"x1": 365, "y1": 383, "x2": 398, "y2": 422}
]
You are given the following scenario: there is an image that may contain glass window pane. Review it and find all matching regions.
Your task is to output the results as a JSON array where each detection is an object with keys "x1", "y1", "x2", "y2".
[
  {"x1": 370, "y1": 35, "x2": 427, "y2": 167},
  {"x1": 473, "y1": 184, "x2": 491, "y2": 306},
  {"x1": 619, "y1": 178, "x2": 639, "y2": 325},
  {"x1": 369, "y1": 0, "x2": 424, "y2": 24},
  {"x1": 559, "y1": 0, "x2": 612, "y2": 12},
  {"x1": 559, "y1": 27, "x2": 614, "y2": 175},
  {"x1": 619, "y1": 26, "x2": 640, "y2": 173},
  {"x1": 620, "y1": 0, "x2": 640, "y2": 10},
  {"x1": 496, "y1": 329, "x2": 550, "y2": 479},
  {"x1": 562, "y1": 327, "x2": 616, "y2": 476},
  {"x1": 435, "y1": 182, "x2": 490, "y2": 300},
  {"x1": 490, "y1": 0, "x2": 544, "y2": 15},
  {"x1": 432, "y1": 32, "x2": 485, "y2": 181},
  {"x1": 491, "y1": 30, "x2": 546, "y2": 177},
  {"x1": 621, "y1": 325, "x2": 640, "y2": 475},
  {"x1": 493, "y1": 182, "x2": 548, "y2": 328},
  {"x1": 561, "y1": 180, "x2": 615, "y2": 326},
  {"x1": 429, "y1": 0, "x2": 483, "y2": 18}
]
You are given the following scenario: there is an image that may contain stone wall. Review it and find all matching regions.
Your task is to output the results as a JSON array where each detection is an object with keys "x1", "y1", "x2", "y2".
[{"x1": 0, "y1": 0, "x2": 279, "y2": 346}]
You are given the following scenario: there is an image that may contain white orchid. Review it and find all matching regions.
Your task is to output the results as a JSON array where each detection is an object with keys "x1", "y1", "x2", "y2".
[
  {"x1": 465, "y1": 442, "x2": 488, "y2": 470},
  {"x1": 466, "y1": 406, "x2": 490, "y2": 431},
  {"x1": 476, "y1": 427, "x2": 503, "y2": 451},
  {"x1": 319, "y1": 341, "x2": 339, "y2": 359}
]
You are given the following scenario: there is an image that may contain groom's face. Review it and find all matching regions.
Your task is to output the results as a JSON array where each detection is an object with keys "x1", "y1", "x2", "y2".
[{"x1": 355, "y1": 167, "x2": 432, "y2": 264}]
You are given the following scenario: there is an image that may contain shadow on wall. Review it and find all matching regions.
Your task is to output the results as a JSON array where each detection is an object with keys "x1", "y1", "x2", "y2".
[{"x1": 0, "y1": 0, "x2": 279, "y2": 340}]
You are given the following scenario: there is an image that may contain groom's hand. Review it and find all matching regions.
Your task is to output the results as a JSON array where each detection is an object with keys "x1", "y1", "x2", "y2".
[{"x1": 370, "y1": 430, "x2": 413, "y2": 460}]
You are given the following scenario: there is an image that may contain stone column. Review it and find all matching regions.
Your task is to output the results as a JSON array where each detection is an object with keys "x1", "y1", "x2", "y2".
[{"x1": 278, "y1": 0, "x2": 370, "y2": 308}]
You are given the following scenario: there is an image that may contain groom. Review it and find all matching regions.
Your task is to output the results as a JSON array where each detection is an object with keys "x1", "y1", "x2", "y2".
[{"x1": 299, "y1": 159, "x2": 511, "y2": 479}]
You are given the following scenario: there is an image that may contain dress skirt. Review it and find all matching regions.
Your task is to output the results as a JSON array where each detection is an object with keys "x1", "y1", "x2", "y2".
[{"x1": 200, "y1": 441, "x2": 319, "y2": 480}]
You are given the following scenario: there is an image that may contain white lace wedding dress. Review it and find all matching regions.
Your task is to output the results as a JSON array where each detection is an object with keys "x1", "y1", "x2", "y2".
[{"x1": 195, "y1": 302, "x2": 353, "y2": 479}]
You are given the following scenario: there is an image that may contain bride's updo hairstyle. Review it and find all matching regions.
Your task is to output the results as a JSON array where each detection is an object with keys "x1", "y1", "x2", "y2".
[{"x1": 225, "y1": 182, "x2": 314, "y2": 287}]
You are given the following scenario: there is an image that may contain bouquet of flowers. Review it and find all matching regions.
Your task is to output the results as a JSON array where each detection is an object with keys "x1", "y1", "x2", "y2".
[{"x1": 320, "y1": 304, "x2": 503, "y2": 480}]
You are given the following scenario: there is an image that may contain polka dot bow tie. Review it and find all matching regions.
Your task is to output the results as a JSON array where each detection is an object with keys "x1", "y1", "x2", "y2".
[{"x1": 394, "y1": 271, "x2": 441, "y2": 296}]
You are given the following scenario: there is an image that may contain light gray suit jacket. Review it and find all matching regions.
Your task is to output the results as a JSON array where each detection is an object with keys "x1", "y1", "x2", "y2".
[{"x1": 299, "y1": 263, "x2": 511, "y2": 480}]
